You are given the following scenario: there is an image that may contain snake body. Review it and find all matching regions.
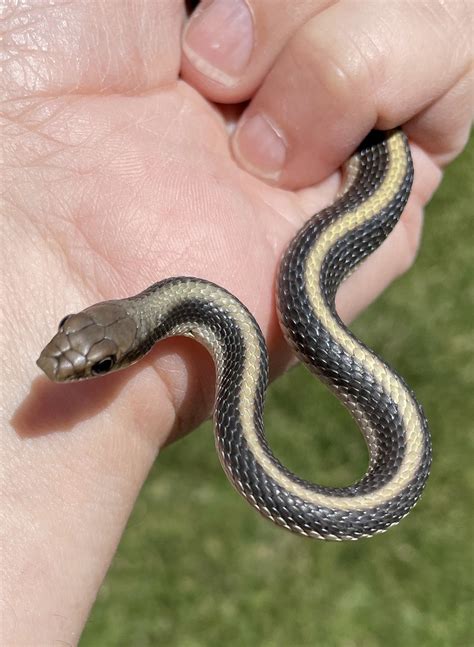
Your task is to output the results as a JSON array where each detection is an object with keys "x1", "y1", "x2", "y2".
[{"x1": 37, "y1": 129, "x2": 432, "y2": 540}]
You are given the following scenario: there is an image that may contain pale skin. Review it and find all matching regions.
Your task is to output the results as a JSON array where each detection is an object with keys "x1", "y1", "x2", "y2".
[{"x1": 1, "y1": 0, "x2": 472, "y2": 643}]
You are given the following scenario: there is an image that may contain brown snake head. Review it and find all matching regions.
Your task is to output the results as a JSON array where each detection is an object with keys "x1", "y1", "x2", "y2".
[{"x1": 37, "y1": 302, "x2": 138, "y2": 382}]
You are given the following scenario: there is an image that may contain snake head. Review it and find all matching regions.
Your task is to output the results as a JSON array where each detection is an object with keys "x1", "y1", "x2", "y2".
[{"x1": 37, "y1": 302, "x2": 138, "y2": 382}]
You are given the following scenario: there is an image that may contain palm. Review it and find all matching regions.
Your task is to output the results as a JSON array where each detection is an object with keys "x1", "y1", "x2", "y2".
[{"x1": 18, "y1": 81, "x2": 334, "y2": 427}]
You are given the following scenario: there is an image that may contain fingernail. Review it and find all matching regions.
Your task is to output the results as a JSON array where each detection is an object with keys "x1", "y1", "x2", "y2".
[
  {"x1": 233, "y1": 114, "x2": 287, "y2": 180},
  {"x1": 183, "y1": 0, "x2": 254, "y2": 86}
]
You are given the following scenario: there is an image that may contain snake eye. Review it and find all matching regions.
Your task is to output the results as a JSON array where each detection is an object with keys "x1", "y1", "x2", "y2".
[
  {"x1": 91, "y1": 356, "x2": 116, "y2": 376},
  {"x1": 58, "y1": 314, "x2": 72, "y2": 330}
]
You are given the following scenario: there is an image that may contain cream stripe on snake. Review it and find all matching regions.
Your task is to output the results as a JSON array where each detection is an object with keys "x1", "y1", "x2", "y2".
[
  {"x1": 36, "y1": 129, "x2": 431, "y2": 539},
  {"x1": 146, "y1": 139, "x2": 424, "y2": 514}
]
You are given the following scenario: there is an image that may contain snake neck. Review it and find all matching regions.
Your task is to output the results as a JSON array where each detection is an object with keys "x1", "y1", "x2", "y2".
[{"x1": 130, "y1": 276, "x2": 269, "y2": 395}]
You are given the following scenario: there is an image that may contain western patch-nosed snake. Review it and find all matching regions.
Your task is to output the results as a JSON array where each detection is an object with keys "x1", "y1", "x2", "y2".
[{"x1": 37, "y1": 129, "x2": 432, "y2": 540}]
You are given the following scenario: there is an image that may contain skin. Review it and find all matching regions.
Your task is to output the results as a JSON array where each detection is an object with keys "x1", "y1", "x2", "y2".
[{"x1": 1, "y1": 0, "x2": 472, "y2": 643}]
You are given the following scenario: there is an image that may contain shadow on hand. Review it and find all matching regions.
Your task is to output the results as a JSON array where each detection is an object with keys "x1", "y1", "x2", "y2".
[{"x1": 11, "y1": 372, "x2": 129, "y2": 438}]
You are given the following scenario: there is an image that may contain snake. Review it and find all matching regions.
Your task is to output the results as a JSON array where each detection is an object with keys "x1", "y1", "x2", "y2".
[{"x1": 37, "y1": 129, "x2": 432, "y2": 541}]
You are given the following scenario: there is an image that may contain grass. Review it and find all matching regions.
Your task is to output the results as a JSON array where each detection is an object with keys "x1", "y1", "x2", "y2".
[{"x1": 81, "y1": 139, "x2": 473, "y2": 647}]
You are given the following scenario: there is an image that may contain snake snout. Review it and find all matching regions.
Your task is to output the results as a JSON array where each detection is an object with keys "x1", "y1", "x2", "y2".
[
  {"x1": 36, "y1": 351, "x2": 58, "y2": 381},
  {"x1": 36, "y1": 331, "x2": 89, "y2": 382}
]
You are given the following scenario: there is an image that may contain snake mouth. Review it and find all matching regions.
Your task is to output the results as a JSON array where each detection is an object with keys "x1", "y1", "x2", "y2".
[{"x1": 36, "y1": 351, "x2": 88, "y2": 382}]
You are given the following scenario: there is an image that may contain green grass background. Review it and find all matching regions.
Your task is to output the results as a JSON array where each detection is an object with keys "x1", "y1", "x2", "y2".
[{"x1": 82, "y1": 140, "x2": 473, "y2": 647}]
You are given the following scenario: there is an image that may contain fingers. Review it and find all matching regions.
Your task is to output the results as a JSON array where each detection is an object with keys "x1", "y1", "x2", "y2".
[
  {"x1": 404, "y1": 74, "x2": 473, "y2": 166},
  {"x1": 2, "y1": 0, "x2": 184, "y2": 101},
  {"x1": 182, "y1": 0, "x2": 333, "y2": 95},
  {"x1": 183, "y1": 0, "x2": 473, "y2": 189}
]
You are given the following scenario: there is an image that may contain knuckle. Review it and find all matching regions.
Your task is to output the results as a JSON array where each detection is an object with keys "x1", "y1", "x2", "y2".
[{"x1": 288, "y1": 19, "x2": 379, "y2": 106}]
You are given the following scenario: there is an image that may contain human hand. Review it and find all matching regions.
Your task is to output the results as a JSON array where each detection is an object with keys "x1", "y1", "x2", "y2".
[
  {"x1": 183, "y1": 0, "x2": 472, "y2": 187},
  {"x1": 2, "y1": 0, "x2": 471, "y2": 643}
]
